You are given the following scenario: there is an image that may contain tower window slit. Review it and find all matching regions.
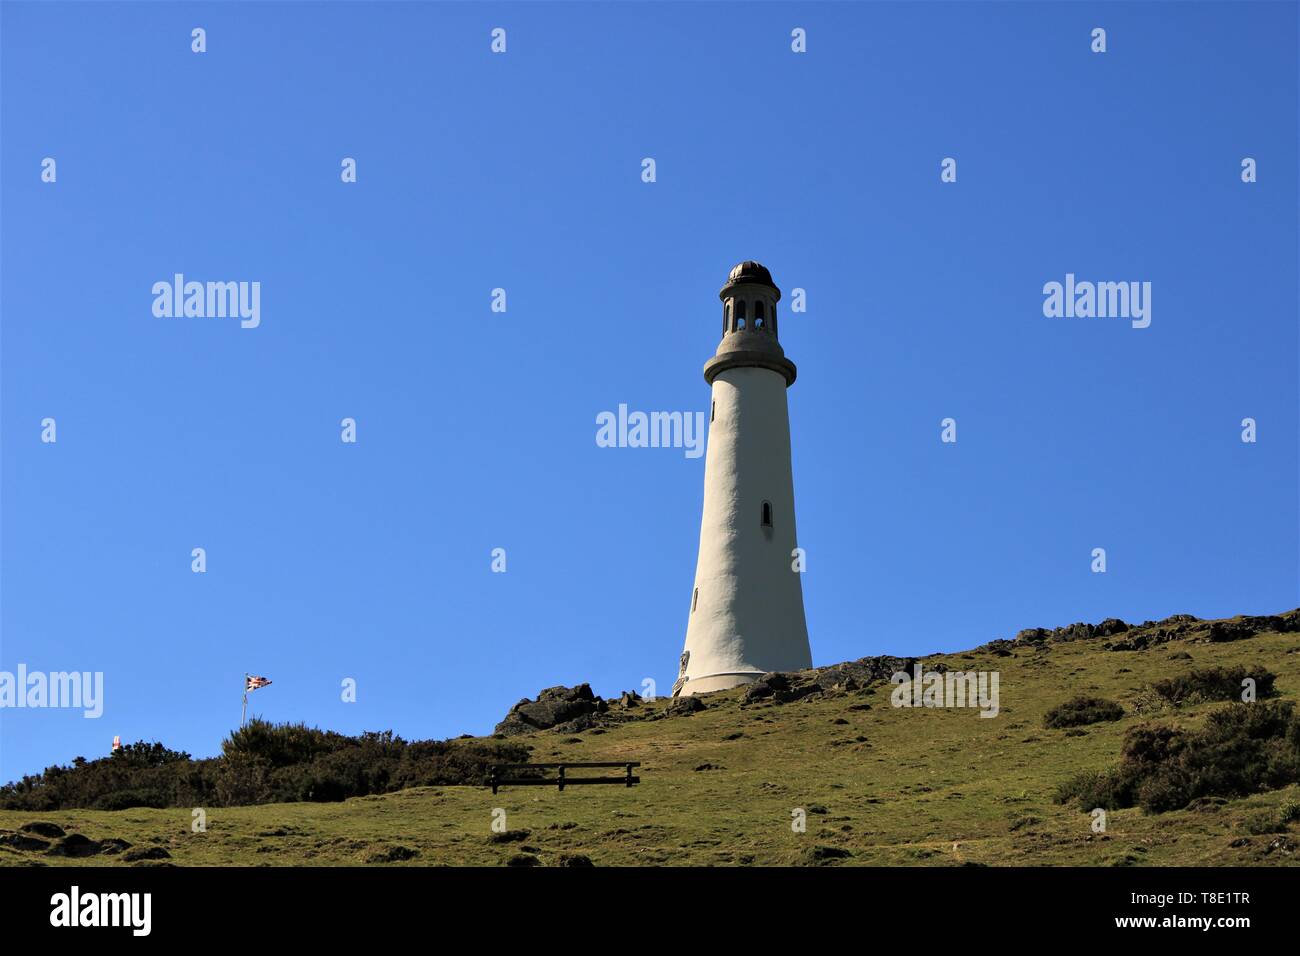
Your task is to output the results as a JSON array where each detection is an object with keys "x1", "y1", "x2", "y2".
[
  {"x1": 754, "y1": 301, "x2": 765, "y2": 329},
  {"x1": 692, "y1": 587, "x2": 699, "y2": 612},
  {"x1": 761, "y1": 501, "x2": 773, "y2": 528}
]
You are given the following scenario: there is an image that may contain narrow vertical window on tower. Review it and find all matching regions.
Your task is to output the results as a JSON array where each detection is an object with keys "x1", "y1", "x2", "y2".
[
  {"x1": 761, "y1": 501, "x2": 773, "y2": 528},
  {"x1": 711, "y1": 400, "x2": 715, "y2": 422},
  {"x1": 754, "y1": 300, "x2": 765, "y2": 329},
  {"x1": 735, "y1": 299, "x2": 746, "y2": 330},
  {"x1": 723, "y1": 302, "x2": 730, "y2": 333},
  {"x1": 692, "y1": 587, "x2": 699, "y2": 612}
]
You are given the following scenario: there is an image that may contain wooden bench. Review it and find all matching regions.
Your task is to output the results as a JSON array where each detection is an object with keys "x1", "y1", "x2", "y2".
[{"x1": 488, "y1": 762, "x2": 641, "y2": 795}]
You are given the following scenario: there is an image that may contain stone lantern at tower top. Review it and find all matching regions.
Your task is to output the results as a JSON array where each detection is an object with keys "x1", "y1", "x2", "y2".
[{"x1": 706, "y1": 260, "x2": 797, "y2": 387}]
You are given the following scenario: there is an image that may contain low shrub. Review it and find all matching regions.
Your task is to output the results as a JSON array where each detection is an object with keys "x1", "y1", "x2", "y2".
[
  {"x1": 1056, "y1": 700, "x2": 1300, "y2": 814},
  {"x1": 0, "y1": 721, "x2": 529, "y2": 811},
  {"x1": 1044, "y1": 696, "x2": 1125, "y2": 729},
  {"x1": 1152, "y1": 665, "x2": 1276, "y2": 705}
]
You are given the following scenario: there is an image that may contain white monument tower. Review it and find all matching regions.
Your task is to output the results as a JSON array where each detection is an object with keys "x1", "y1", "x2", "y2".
[{"x1": 673, "y1": 261, "x2": 812, "y2": 697}]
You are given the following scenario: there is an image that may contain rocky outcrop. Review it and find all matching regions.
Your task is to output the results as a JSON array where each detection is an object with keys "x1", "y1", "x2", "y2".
[
  {"x1": 20, "y1": 821, "x2": 65, "y2": 839},
  {"x1": 813, "y1": 655, "x2": 918, "y2": 689},
  {"x1": 742, "y1": 656, "x2": 917, "y2": 705},
  {"x1": 743, "y1": 672, "x2": 792, "y2": 702},
  {"x1": 977, "y1": 609, "x2": 1300, "y2": 654},
  {"x1": 47, "y1": 834, "x2": 103, "y2": 858},
  {"x1": 0, "y1": 831, "x2": 50, "y2": 852},
  {"x1": 666, "y1": 695, "x2": 706, "y2": 716},
  {"x1": 122, "y1": 845, "x2": 170, "y2": 862},
  {"x1": 493, "y1": 684, "x2": 607, "y2": 737},
  {"x1": 1205, "y1": 614, "x2": 1300, "y2": 643},
  {"x1": 0, "y1": 826, "x2": 135, "y2": 859},
  {"x1": 1106, "y1": 611, "x2": 1300, "y2": 651},
  {"x1": 1015, "y1": 618, "x2": 1130, "y2": 646}
]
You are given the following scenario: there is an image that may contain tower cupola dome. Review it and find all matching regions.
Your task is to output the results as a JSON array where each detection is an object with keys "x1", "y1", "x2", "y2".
[{"x1": 721, "y1": 260, "x2": 779, "y2": 295}]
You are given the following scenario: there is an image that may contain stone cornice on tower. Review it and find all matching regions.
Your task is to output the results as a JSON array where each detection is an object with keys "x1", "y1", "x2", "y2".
[{"x1": 703, "y1": 340, "x2": 797, "y2": 387}]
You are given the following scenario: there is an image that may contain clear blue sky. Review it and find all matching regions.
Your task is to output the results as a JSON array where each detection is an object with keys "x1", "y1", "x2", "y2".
[{"x1": 2, "y1": 1, "x2": 1296, "y2": 782}]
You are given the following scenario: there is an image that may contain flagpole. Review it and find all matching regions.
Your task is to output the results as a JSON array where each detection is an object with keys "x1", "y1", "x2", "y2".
[{"x1": 241, "y1": 672, "x2": 248, "y2": 729}]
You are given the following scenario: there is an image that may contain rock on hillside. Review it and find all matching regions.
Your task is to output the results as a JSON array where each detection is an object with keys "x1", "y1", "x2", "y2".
[{"x1": 494, "y1": 684, "x2": 607, "y2": 737}]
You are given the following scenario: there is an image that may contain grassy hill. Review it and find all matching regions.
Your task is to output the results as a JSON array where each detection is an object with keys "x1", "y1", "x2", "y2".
[{"x1": 4, "y1": 612, "x2": 1300, "y2": 867}]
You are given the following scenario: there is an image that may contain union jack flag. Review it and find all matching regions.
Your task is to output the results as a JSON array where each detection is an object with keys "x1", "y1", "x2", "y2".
[{"x1": 246, "y1": 675, "x2": 272, "y2": 691}]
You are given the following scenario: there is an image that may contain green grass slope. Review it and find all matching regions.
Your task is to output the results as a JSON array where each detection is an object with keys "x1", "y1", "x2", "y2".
[{"x1": 4, "y1": 618, "x2": 1300, "y2": 866}]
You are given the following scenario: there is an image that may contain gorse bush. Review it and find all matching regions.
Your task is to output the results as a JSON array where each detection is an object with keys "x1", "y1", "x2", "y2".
[
  {"x1": 222, "y1": 720, "x2": 352, "y2": 768},
  {"x1": 0, "y1": 721, "x2": 529, "y2": 812},
  {"x1": 1043, "y1": 696, "x2": 1125, "y2": 729},
  {"x1": 1151, "y1": 665, "x2": 1276, "y2": 705},
  {"x1": 1056, "y1": 700, "x2": 1300, "y2": 814},
  {"x1": 0, "y1": 743, "x2": 196, "y2": 811},
  {"x1": 108, "y1": 741, "x2": 193, "y2": 769}
]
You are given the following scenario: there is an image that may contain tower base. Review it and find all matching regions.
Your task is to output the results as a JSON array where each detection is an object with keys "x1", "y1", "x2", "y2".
[{"x1": 674, "y1": 671, "x2": 767, "y2": 697}]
